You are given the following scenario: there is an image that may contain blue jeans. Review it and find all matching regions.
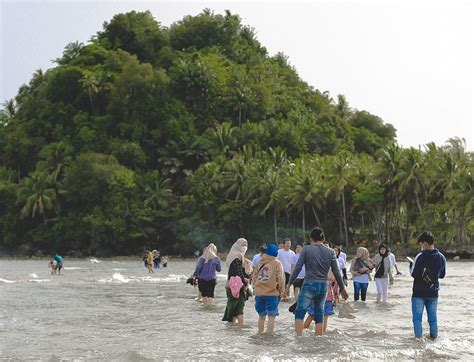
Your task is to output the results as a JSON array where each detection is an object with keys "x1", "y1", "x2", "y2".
[
  {"x1": 353, "y1": 282, "x2": 369, "y2": 301},
  {"x1": 412, "y1": 297, "x2": 438, "y2": 338},
  {"x1": 294, "y1": 281, "x2": 327, "y2": 324}
]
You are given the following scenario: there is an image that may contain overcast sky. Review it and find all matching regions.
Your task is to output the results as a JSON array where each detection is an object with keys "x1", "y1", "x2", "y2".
[{"x1": 1, "y1": 0, "x2": 473, "y2": 150}]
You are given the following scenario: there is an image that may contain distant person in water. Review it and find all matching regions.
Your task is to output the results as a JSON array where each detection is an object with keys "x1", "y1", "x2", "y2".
[
  {"x1": 142, "y1": 248, "x2": 147, "y2": 268},
  {"x1": 252, "y1": 244, "x2": 285, "y2": 333},
  {"x1": 53, "y1": 253, "x2": 63, "y2": 274},
  {"x1": 193, "y1": 243, "x2": 221, "y2": 305},
  {"x1": 277, "y1": 238, "x2": 295, "y2": 290},
  {"x1": 372, "y1": 244, "x2": 393, "y2": 303},
  {"x1": 146, "y1": 248, "x2": 154, "y2": 274},
  {"x1": 222, "y1": 238, "x2": 252, "y2": 324},
  {"x1": 285, "y1": 227, "x2": 348, "y2": 336},
  {"x1": 49, "y1": 260, "x2": 58, "y2": 274},
  {"x1": 153, "y1": 249, "x2": 160, "y2": 269},
  {"x1": 333, "y1": 244, "x2": 348, "y2": 286},
  {"x1": 350, "y1": 247, "x2": 373, "y2": 302},
  {"x1": 410, "y1": 231, "x2": 446, "y2": 340},
  {"x1": 161, "y1": 256, "x2": 168, "y2": 267},
  {"x1": 292, "y1": 243, "x2": 305, "y2": 300},
  {"x1": 192, "y1": 246, "x2": 208, "y2": 302}
]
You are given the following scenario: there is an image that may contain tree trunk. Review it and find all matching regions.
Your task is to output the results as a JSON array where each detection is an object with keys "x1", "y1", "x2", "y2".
[
  {"x1": 302, "y1": 206, "x2": 306, "y2": 241},
  {"x1": 415, "y1": 192, "x2": 426, "y2": 227},
  {"x1": 395, "y1": 194, "x2": 404, "y2": 243},
  {"x1": 88, "y1": 87, "x2": 96, "y2": 115},
  {"x1": 273, "y1": 204, "x2": 278, "y2": 243},
  {"x1": 342, "y1": 190, "x2": 349, "y2": 247},
  {"x1": 311, "y1": 204, "x2": 321, "y2": 226}
]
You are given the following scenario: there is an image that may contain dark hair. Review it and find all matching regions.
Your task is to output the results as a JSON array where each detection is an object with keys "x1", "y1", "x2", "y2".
[
  {"x1": 259, "y1": 245, "x2": 267, "y2": 253},
  {"x1": 283, "y1": 238, "x2": 291, "y2": 243},
  {"x1": 418, "y1": 231, "x2": 435, "y2": 245},
  {"x1": 296, "y1": 243, "x2": 304, "y2": 248},
  {"x1": 310, "y1": 227, "x2": 325, "y2": 242},
  {"x1": 378, "y1": 243, "x2": 388, "y2": 255}
]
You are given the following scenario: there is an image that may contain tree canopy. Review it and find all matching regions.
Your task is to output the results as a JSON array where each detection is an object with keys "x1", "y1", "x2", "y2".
[{"x1": 1, "y1": 10, "x2": 472, "y2": 255}]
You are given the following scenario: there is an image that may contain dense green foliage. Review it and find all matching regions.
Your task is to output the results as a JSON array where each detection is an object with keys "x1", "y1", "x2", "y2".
[{"x1": 1, "y1": 10, "x2": 472, "y2": 255}]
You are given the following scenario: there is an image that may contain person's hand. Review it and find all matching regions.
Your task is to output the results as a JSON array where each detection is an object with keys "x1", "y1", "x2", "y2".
[
  {"x1": 389, "y1": 279, "x2": 394, "y2": 287},
  {"x1": 283, "y1": 287, "x2": 290, "y2": 299},
  {"x1": 340, "y1": 289, "x2": 349, "y2": 300}
]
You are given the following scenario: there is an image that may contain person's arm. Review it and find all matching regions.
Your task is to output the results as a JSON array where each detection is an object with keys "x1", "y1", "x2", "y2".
[
  {"x1": 350, "y1": 259, "x2": 360, "y2": 276},
  {"x1": 288, "y1": 248, "x2": 305, "y2": 287},
  {"x1": 235, "y1": 259, "x2": 249, "y2": 285},
  {"x1": 330, "y1": 253, "x2": 345, "y2": 290},
  {"x1": 277, "y1": 263, "x2": 285, "y2": 297},
  {"x1": 410, "y1": 253, "x2": 423, "y2": 278},
  {"x1": 439, "y1": 255, "x2": 446, "y2": 279},
  {"x1": 193, "y1": 257, "x2": 203, "y2": 277},
  {"x1": 291, "y1": 251, "x2": 295, "y2": 274}
]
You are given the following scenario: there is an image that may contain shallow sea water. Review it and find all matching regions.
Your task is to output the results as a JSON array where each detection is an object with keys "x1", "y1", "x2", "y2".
[{"x1": 1, "y1": 259, "x2": 473, "y2": 360}]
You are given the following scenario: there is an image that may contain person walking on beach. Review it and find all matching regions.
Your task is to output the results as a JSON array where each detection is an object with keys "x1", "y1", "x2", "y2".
[
  {"x1": 193, "y1": 243, "x2": 221, "y2": 305},
  {"x1": 410, "y1": 231, "x2": 446, "y2": 340},
  {"x1": 253, "y1": 244, "x2": 285, "y2": 333},
  {"x1": 372, "y1": 244, "x2": 392, "y2": 303},
  {"x1": 350, "y1": 247, "x2": 373, "y2": 302},
  {"x1": 222, "y1": 238, "x2": 252, "y2": 324},
  {"x1": 292, "y1": 243, "x2": 305, "y2": 300},
  {"x1": 389, "y1": 249, "x2": 402, "y2": 275},
  {"x1": 284, "y1": 227, "x2": 348, "y2": 336},
  {"x1": 252, "y1": 244, "x2": 267, "y2": 269},
  {"x1": 277, "y1": 238, "x2": 295, "y2": 289}
]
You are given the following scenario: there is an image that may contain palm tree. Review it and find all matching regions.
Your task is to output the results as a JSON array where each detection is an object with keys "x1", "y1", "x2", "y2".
[
  {"x1": 16, "y1": 172, "x2": 57, "y2": 222},
  {"x1": 79, "y1": 71, "x2": 99, "y2": 115},
  {"x1": 288, "y1": 157, "x2": 325, "y2": 240},
  {"x1": 395, "y1": 148, "x2": 428, "y2": 228},
  {"x1": 324, "y1": 152, "x2": 354, "y2": 246},
  {"x1": 36, "y1": 142, "x2": 73, "y2": 182},
  {"x1": 144, "y1": 172, "x2": 174, "y2": 215}
]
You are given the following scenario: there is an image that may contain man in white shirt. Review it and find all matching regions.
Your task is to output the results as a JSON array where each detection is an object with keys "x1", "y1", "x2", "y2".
[
  {"x1": 389, "y1": 250, "x2": 402, "y2": 275},
  {"x1": 277, "y1": 238, "x2": 296, "y2": 287}
]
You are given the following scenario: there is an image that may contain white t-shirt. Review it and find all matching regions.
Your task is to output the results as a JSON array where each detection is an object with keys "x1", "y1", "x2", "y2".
[
  {"x1": 337, "y1": 256, "x2": 346, "y2": 277},
  {"x1": 252, "y1": 254, "x2": 262, "y2": 268},
  {"x1": 293, "y1": 253, "x2": 305, "y2": 279},
  {"x1": 389, "y1": 253, "x2": 397, "y2": 269},
  {"x1": 277, "y1": 249, "x2": 296, "y2": 274},
  {"x1": 339, "y1": 251, "x2": 347, "y2": 264}
]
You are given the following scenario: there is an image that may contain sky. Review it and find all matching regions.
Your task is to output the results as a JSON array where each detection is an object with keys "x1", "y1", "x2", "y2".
[{"x1": 1, "y1": 0, "x2": 473, "y2": 150}]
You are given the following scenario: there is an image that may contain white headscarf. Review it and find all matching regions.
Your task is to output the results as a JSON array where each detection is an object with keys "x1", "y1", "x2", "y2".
[
  {"x1": 226, "y1": 238, "x2": 248, "y2": 266},
  {"x1": 203, "y1": 243, "x2": 217, "y2": 263}
]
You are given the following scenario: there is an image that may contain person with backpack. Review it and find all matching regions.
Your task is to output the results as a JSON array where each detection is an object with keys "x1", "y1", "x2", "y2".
[
  {"x1": 410, "y1": 231, "x2": 446, "y2": 340},
  {"x1": 372, "y1": 244, "x2": 393, "y2": 303}
]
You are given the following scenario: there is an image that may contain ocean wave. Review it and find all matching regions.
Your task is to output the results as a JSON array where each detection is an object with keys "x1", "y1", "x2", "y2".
[
  {"x1": 29, "y1": 279, "x2": 51, "y2": 283},
  {"x1": 90, "y1": 258, "x2": 101, "y2": 263},
  {"x1": 29, "y1": 273, "x2": 39, "y2": 278},
  {"x1": 64, "y1": 267, "x2": 82, "y2": 270},
  {"x1": 113, "y1": 268, "x2": 126, "y2": 271},
  {"x1": 0, "y1": 278, "x2": 15, "y2": 284}
]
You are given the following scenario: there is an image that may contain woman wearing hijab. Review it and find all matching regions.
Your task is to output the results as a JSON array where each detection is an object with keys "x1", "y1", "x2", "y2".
[
  {"x1": 222, "y1": 238, "x2": 252, "y2": 324},
  {"x1": 372, "y1": 244, "x2": 392, "y2": 303},
  {"x1": 350, "y1": 247, "x2": 374, "y2": 302},
  {"x1": 193, "y1": 243, "x2": 222, "y2": 305}
]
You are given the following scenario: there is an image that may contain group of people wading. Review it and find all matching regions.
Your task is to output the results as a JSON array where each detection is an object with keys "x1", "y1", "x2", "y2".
[{"x1": 191, "y1": 227, "x2": 446, "y2": 339}]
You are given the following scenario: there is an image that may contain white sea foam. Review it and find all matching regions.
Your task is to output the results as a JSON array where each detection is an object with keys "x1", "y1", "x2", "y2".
[
  {"x1": 29, "y1": 273, "x2": 39, "y2": 279},
  {"x1": 64, "y1": 267, "x2": 82, "y2": 270},
  {"x1": 29, "y1": 279, "x2": 51, "y2": 283},
  {"x1": 113, "y1": 268, "x2": 125, "y2": 271},
  {"x1": 112, "y1": 273, "x2": 129, "y2": 283},
  {"x1": 0, "y1": 278, "x2": 15, "y2": 284},
  {"x1": 90, "y1": 258, "x2": 101, "y2": 263}
]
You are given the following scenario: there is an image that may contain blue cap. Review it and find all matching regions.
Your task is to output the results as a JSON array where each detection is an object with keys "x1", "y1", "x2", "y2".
[{"x1": 266, "y1": 244, "x2": 278, "y2": 257}]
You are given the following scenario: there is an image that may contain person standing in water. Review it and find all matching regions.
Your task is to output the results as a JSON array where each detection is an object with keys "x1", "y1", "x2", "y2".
[
  {"x1": 410, "y1": 231, "x2": 446, "y2": 340},
  {"x1": 253, "y1": 244, "x2": 285, "y2": 333},
  {"x1": 277, "y1": 238, "x2": 295, "y2": 291},
  {"x1": 222, "y1": 238, "x2": 252, "y2": 324},
  {"x1": 54, "y1": 253, "x2": 63, "y2": 274},
  {"x1": 372, "y1": 244, "x2": 393, "y2": 303},
  {"x1": 285, "y1": 227, "x2": 348, "y2": 336},
  {"x1": 252, "y1": 244, "x2": 267, "y2": 269},
  {"x1": 152, "y1": 249, "x2": 160, "y2": 269},
  {"x1": 350, "y1": 247, "x2": 373, "y2": 302},
  {"x1": 192, "y1": 246, "x2": 208, "y2": 302},
  {"x1": 292, "y1": 243, "x2": 305, "y2": 300},
  {"x1": 146, "y1": 248, "x2": 154, "y2": 274},
  {"x1": 193, "y1": 243, "x2": 221, "y2": 305}
]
